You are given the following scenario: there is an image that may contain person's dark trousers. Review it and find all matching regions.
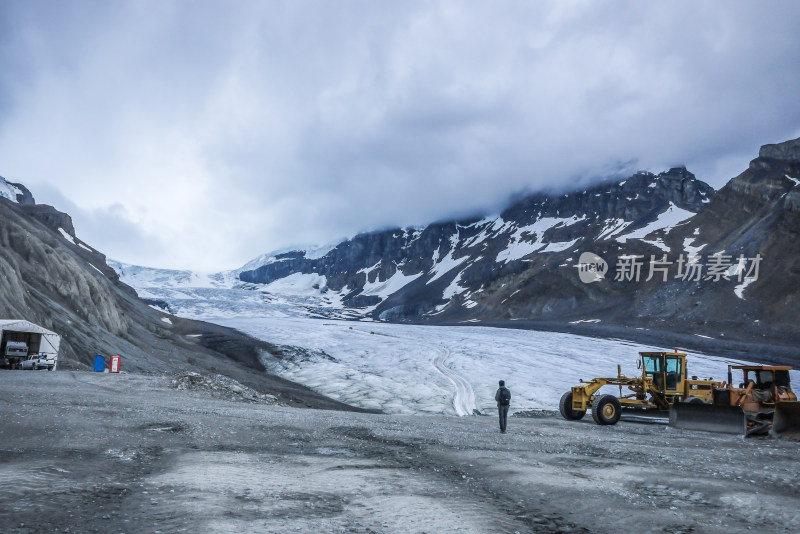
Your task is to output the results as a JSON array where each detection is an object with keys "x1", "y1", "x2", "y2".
[{"x1": 498, "y1": 405, "x2": 509, "y2": 432}]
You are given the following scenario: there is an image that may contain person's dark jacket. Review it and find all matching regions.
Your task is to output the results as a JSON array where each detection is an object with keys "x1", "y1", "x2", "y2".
[{"x1": 495, "y1": 386, "x2": 511, "y2": 406}]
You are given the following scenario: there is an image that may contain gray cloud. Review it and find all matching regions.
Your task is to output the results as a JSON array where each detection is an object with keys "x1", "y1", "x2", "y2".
[
  {"x1": 30, "y1": 184, "x2": 166, "y2": 262},
  {"x1": 1, "y1": 1, "x2": 799, "y2": 270}
]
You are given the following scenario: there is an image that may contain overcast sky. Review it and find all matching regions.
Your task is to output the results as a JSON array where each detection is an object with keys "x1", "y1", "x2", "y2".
[{"x1": 1, "y1": 1, "x2": 799, "y2": 270}]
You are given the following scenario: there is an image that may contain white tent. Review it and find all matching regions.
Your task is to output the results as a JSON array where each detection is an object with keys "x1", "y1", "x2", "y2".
[{"x1": 0, "y1": 319, "x2": 61, "y2": 369}]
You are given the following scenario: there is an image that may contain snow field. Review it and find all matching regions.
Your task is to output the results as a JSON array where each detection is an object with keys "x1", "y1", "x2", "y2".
[{"x1": 213, "y1": 316, "x2": 764, "y2": 417}]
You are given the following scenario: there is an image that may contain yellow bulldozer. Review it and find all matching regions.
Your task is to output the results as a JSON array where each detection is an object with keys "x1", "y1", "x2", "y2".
[
  {"x1": 559, "y1": 350, "x2": 720, "y2": 425},
  {"x1": 670, "y1": 364, "x2": 800, "y2": 438}
]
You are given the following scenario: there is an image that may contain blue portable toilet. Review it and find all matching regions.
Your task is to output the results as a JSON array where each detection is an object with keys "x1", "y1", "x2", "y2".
[{"x1": 93, "y1": 355, "x2": 105, "y2": 372}]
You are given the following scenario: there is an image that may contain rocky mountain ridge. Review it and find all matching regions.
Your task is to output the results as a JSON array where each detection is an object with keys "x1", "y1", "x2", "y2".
[
  {"x1": 235, "y1": 166, "x2": 714, "y2": 319},
  {"x1": 0, "y1": 175, "x2": 364, "y2": 410}
]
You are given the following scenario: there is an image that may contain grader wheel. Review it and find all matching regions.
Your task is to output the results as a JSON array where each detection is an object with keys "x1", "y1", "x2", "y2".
[
  {"x1": 591, "y1": 394, "x2": 622, "y2": 425},
  {"x1": 559, "y1": 391, "x2": 586, "y2": 421}
]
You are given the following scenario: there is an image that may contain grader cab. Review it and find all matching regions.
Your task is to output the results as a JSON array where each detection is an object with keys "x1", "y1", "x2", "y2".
[{"x1": 559, "y1": 351, "x2": 719, "y2": 426}]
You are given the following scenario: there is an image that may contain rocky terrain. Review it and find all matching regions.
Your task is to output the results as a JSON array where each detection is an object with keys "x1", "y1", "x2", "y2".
[
  {"x1": 3, "y1": 140, "x2": 800, "y2": 532},
  {"x1": 169, "y1": 371, "x2": 280, "y2": 405},
  {"x1": 0, "y1": 176, "x2": 364, "y2": 411},
  {"x1": 2, "y1": 371, "x2": 799, "y2": 534}
]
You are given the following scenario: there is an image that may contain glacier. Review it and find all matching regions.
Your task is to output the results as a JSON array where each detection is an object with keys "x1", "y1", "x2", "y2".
[
  {"x1": 111, "y1": 262, "x2": 777, "y2": 416},
  {"x1": 216, "y1": 316, "x2": 754, "y2": 416}
]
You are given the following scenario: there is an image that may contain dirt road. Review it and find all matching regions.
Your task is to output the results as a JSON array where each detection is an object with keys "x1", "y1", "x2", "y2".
[{"x1": 1, "y1": 371, "x2": 799, "y2": 533}]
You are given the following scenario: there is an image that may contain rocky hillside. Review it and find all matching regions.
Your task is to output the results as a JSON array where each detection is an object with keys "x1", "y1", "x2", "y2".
[
  {"x1": 230, "y1": 138, "x2": 799, "y2": 348},
  {"x1": 0, "y1": 176, "x2": 364, "y2": 410}
]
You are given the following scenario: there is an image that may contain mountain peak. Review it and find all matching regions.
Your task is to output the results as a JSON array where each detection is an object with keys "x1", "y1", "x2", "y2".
[
  {"x1": 0, "y1": 176, "x2": 35, "y2": 205},
  {"x1": 758, "y1": 136, "x2": 800, "y2": 162}
]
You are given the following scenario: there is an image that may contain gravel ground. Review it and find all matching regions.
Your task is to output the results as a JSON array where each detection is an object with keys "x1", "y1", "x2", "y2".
[{"x1": 1, "y1": 371, "x2": 799, "y2": 533}]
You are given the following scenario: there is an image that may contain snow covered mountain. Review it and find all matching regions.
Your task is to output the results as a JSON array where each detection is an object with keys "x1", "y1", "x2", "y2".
[
  {"x1": 112, "y1": 137, "x2": 800, "y2": 356},
  {"x1": 109, "y1": 167, "x2": 712, "y2": 320},
  {"x1": 235, "y1": 166, "x2": 713, "y2": 320}
]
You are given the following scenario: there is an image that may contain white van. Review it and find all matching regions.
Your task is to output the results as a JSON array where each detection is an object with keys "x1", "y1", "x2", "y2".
[{"x1": 5, "y1": 341, "x2": 28, "y2": 358}]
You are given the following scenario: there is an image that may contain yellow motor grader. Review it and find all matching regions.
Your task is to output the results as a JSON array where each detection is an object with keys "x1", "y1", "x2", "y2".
[
  {"x1": 559, "y1": 351, "x2": 720, "y2": 425},
  {"x1": 670, "y1": 364, "x2": 800, "y2": 437}
]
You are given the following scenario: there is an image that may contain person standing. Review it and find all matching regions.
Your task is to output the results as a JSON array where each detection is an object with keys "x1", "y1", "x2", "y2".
[{"x1": 495, "y1": 380, "x2": 511, "y2": 433}]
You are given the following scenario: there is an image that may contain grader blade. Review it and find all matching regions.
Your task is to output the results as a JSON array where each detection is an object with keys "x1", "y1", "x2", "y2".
[
  {"x1": 669, "y1": 403, "x2": 748, "y2": 435},
  {"x1": 770, "y1": 402, "x2": 800, "y2": 439}
]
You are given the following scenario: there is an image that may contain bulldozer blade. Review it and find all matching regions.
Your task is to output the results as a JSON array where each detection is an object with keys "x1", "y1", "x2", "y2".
[
  {"x1": 770, "y1": 402, "x2": 800, "y2": 439},
  {"x1": 669, "y1": 403, "x2": 748, "y2": 435}
]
